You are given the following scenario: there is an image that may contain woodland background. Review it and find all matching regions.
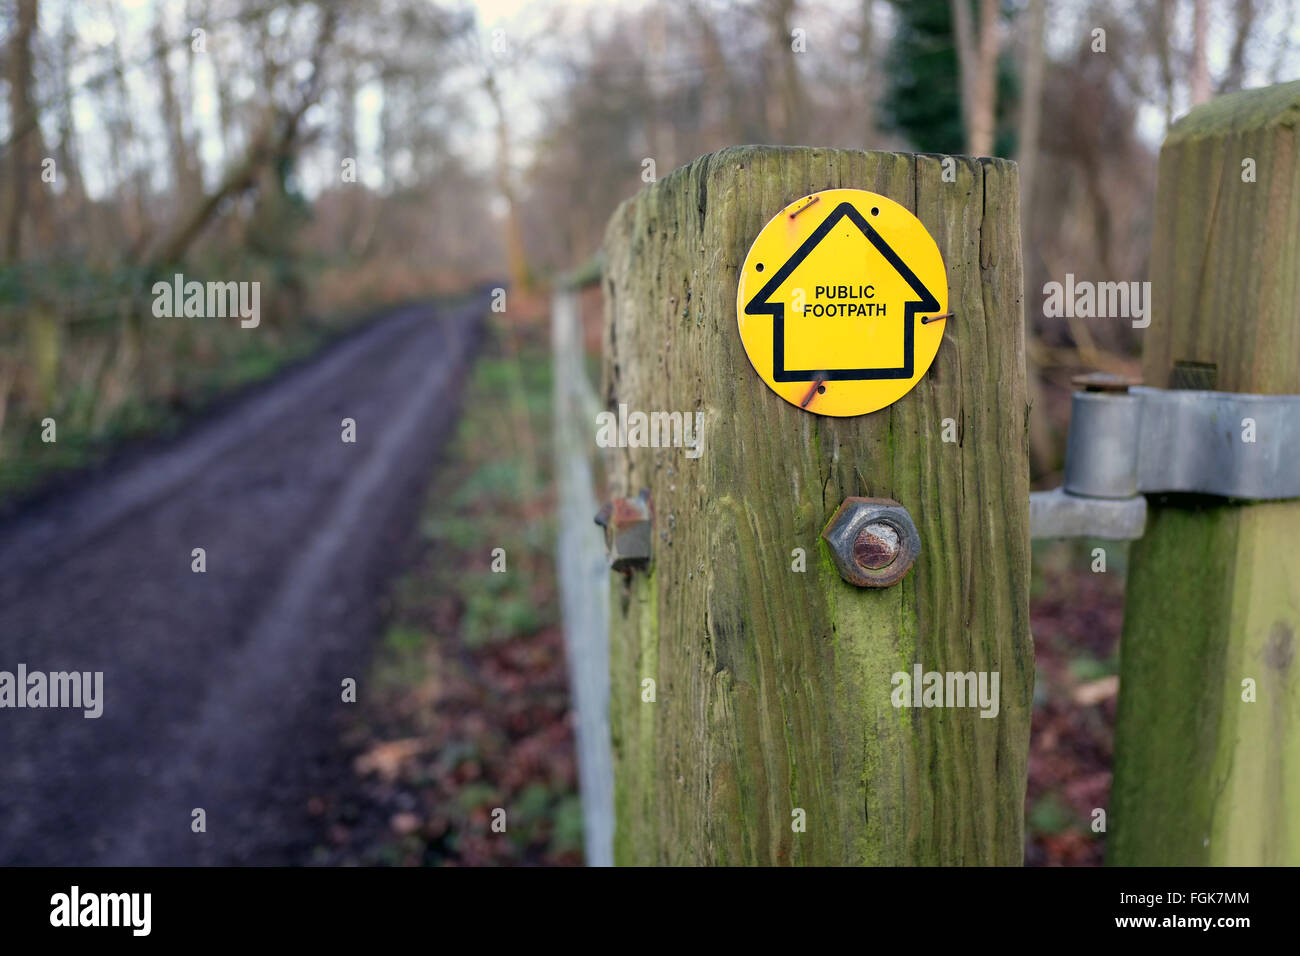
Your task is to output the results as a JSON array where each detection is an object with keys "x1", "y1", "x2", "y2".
[
  {"x1": 1, "y1": 0, "x2": 1295, "y2": 496},
  {"x1": 0, "y1": 0, "x2": 1295, "y2": 865}
]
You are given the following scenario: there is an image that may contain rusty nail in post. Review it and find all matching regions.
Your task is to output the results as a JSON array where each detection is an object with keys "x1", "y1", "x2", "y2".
[
  {"x1": 799, "y1": 379, "x2": 826, "y2": 408},
  {"x1": 788, "y1": 195, "x2": 820, "y2": 219},
  {"x1": 822, "y1": 497, "x2": 920, "y2": 588},
  {"x1": 920, "y1": 312, "x2": 953, "y2": 325},
  {"x1": 595, "y1": 488, "x2": 653, "y2": 572}
]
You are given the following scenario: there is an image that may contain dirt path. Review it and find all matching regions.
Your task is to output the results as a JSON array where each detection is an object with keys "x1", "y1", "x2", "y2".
[{"x1": 0, "y1": 296, "x2": 485, "y2": 865}]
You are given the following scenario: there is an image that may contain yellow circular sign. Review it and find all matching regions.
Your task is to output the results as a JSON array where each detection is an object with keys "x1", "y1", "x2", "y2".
[{"x1": 736, "y1": 188, "x2": 948, "y2": 417}]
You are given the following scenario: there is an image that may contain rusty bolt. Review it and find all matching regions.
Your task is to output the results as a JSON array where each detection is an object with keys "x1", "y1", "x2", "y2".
[
  {"x1": 822, "y1": 497, "x2": 920, "y2": 588},
  {"x1": 595, "y1": 488, "x2": 653, "y2": 572},
  {"x1": 854, "y1": 521, "x2": 900, "y2": 569}
]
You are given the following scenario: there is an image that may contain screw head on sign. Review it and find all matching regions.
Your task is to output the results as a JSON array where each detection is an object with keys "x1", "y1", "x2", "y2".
[{"x1": 821, "y1": 497, "x2": 920, "y2": 588}]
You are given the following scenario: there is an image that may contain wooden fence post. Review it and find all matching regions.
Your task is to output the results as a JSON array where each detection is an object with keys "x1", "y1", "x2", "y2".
[
  {"x1": 1109, "y1": 81, "x2": 1300, "y2": 865},
  {"x1": 600, "y1": 147, "x2": 1030, "y2": 865}
]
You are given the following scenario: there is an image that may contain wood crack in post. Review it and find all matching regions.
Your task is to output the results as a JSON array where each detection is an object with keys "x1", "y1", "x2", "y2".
[{"x1": 602, "y1": 145, "x2": 1029, "y2": 865}]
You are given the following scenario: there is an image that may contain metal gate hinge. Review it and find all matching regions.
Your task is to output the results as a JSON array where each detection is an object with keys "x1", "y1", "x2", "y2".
[{"x1": 1030, "y1": 375, "x2": 1300, "y2": 540}]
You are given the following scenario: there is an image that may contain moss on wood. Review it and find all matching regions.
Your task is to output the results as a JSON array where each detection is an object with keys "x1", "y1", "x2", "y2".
[
  {"x1": 1110, "y1": 83, "x2": 1300, "y2": 865},
  {"x1": 601, "y1": 146, "x2": 1031, "y2": 864}
]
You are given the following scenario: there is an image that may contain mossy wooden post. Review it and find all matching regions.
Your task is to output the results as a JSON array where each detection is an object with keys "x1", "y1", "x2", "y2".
[
  {"x1": 1110, "y1": 82, "x2": 1300, "y2": 865},
  {"x1": 600, "y1": 147, "x2": 1031, "y2": 865}
]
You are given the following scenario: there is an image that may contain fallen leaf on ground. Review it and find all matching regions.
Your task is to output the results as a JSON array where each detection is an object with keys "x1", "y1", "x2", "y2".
[
  {"x1": 1072, "y1": 675, "x2": 1119, "y2": 707},
  {"x1": 353, "y1": 738, "x2": 431, "y2": 781}
]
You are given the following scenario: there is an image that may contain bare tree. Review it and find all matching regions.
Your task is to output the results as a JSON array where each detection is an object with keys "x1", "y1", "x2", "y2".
[
  {"x1": 4, "y1": 0, "x2": 43, "y2": 260},
  {"x1": 145, "y1": 4, "x2": 339, "y2": 270},
  {"x1": 483, "y1": 64, "x2": 530, "y2": 293},
  {"x1": 763, "y1": 0, "x2": 807, "y2": 142},
  {"x1": 464, "y1": 12, "x2": 562, "y2": 293},
  {"x1": 952, "y1": 0, "x2": 999, "y2": 156},
  {"x1": 1017, "y1": 0, "x2": 1052, "y2": 476},
  {"x1": 952, "y1": 0, "x2": 975, "y2": 138},
  {"x1": 860, "y1": 0, "x2": 878, "y2": 143},
  {"x1": 153, "y1": 12, "x2": 201, "y2": 208},
  {"x1": 1152, "y1": 0, "x2": 1177, "y2": 128},
  {"x1": 1190, "y1": 0, "x2": 1212, "y2": 106},
  {"x1": 207, "y1": 2, "x2": 238, "y2": 163},
  {"x1": 1220, "y1": 0, "x2": 1258, "y2": 93},
  {"x1": 1018, "y1": 0, "x2": 1046, "y2": 214},
  {"x1": 1135, "y1": 0, "x2": 1271, "y2": 128},
  {"x1": 54, "y1": 4, "x2": 87, "y2": 220}
]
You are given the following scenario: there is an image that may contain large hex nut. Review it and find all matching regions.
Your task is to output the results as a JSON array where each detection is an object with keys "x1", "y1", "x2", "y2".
[{"x1": 821, "y1": 497, "x2": 920, "y2": 588}]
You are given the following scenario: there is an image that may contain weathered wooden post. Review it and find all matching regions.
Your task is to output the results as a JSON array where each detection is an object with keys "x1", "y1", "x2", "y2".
[
  {"x1": 600, "y1": 147, "x2": 1031, "y2": 864},
  {"x1": 1110, "y1": 82, "x2": 1300, "y2": 865}
]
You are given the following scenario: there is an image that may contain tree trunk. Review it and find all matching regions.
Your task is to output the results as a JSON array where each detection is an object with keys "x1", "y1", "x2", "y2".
[
  {"x1": 968, "y1": 0, "x2": 999, "y2": 156},
  {"x1": 950, "y1": 0, "x2": 975, "y2": 149},
  {"x1": 1017, "y1": 0, "x2": 1052, "y2": 478},
  {"x1": 107, "y1": 0, "x2": 151, "y2": 256},
  {"x1": 601, "y1": 146, "x2": 1031, "y2": 864},
  {"x1": 484, "y1": 70, "x2": 530, "y2": 294},
  {"x1": 5, "y1": 0, "x2": 41, "y2": 261},
  {"x1": 687, "y1": 0, "x2": 743, "y2": 144},
  {"x1": 208, "y1": 0, "x2": 236, "y2": 165},
  {"x1": 1190, "y1": 0, "x2": 1212, "y2": 107},
  {"x1": 56, "y1": 5, "x2": 87, "y2": 215},
  {"x1": 1154, "y1": 0, "x2": 1177, "y2": 129},
  {"x1": 1017, "y1": 0, "x2": 1045, "y2": 214},
  {"x1": 339, "y1": 62, "x2": 359, "y2": 163},
  {"x1": 144, "y1": 7, "x2": 336, "y2": 270},
  {"x1": 154, "y1": 18, "x2": 200, "y2": 208},
  {"x1": 859, "y1": 0, "x2": 877, "y2": 144},
  {"x1": 1220, "y1": 0, "x2": 1256, "y2": 94},
  {"x1": 765, "y1": 0, "x2": 805, "y2": 143}
]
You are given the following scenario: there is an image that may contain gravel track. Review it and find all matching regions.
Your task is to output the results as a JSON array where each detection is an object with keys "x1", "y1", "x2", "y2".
[{"x1": 0, "y1": 296, "x2": 485, "y2": 865}]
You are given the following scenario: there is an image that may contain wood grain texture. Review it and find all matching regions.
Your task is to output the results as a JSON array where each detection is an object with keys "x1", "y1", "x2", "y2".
[
  {"x1": 1110, "y1": 82, "x2": 1300, "y2": 865},
  {"x1": 600, "y1": 147, "x2": 1030, "y2": 865}
]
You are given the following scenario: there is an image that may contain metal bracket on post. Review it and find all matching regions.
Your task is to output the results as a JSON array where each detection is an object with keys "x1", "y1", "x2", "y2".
[
  {"x1": 594, "y1": 488, "x2": 653, "y2": 571},
  {"x1": 1030, "y1": 373, "x2": 1300, "y2": 539}
]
